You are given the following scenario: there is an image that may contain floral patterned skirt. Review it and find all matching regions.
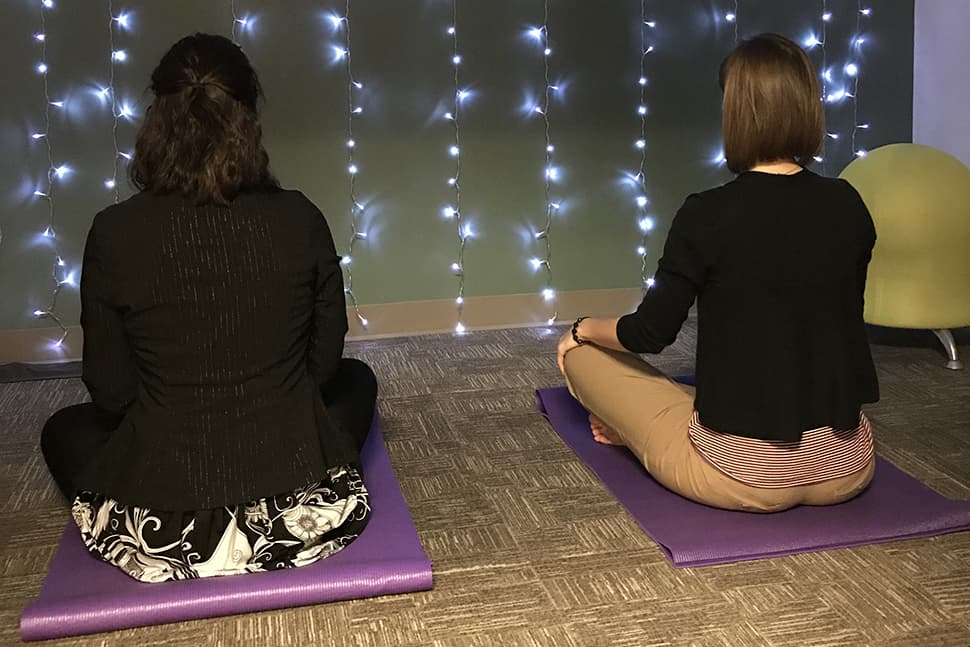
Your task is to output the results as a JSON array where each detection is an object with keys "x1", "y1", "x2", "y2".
[{"x1": 71, "y1": 465, "x2": 369, "y2": 583}]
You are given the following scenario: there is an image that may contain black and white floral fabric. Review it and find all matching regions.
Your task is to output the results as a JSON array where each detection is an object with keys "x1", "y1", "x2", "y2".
[{"x1": 71, "y1": 465, "x2": 369, "y2": 583}]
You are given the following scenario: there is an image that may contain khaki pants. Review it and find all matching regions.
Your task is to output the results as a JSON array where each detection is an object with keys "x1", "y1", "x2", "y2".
[{"x1": 562, "y1": 345, "x2": 874, "y2": 513}]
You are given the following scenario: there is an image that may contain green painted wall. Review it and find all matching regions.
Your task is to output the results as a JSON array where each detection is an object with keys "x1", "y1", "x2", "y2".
[{"x1": 0, "y1": 0, "x2": 915, "y2": 330}]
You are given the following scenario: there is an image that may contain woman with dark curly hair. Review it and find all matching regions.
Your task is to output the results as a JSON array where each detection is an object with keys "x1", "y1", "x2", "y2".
[{"x1": 40, "y1": 34, "x2": 375, "y2": 581}]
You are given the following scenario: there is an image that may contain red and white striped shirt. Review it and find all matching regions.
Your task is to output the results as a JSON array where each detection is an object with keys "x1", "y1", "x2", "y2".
[{"x1": 688, "y1": 412, "x2": 874, "y2": 488}]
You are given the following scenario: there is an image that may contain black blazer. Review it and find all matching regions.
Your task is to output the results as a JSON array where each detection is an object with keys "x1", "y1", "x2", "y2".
[
  {"x1": 617, "y1": 170, "x2": 880, "y2": 441},
  {"x1": 77, "y1": 189, "x2": 355, "y2": 510}
]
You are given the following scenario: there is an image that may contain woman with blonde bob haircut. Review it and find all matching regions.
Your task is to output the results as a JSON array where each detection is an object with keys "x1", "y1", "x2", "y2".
[{"x1": 557, "y1": 34, "x2": 879, "y2": 512}]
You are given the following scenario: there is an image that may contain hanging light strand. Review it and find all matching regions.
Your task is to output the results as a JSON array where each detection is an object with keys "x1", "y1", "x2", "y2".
[
  {"x1": 724, "y1": 0, "x2": 739, "y2": 42},
  {"x1": 335, "y1": 0, "x2": 368, "y2": 327},
  {"x1": 444, "y1": 2, "x2": 470, "y2": 334},
  {"x1": 230, "y1": 0, "x2": 240, "y2": 44},
  {"x1": 635, "y1": 4, "x2": 656, "y2": 290},
  {"x1": 30, "y1": 0, "x2": 70, "y2": 346},
  {"x1": 527, "y1": 1, "x2": 558, "y2": 326},
  {"x1": 850, "y1": 3, "x2": 871, "y2": 159},
  {"x1": 816, "y1": 0, "x2": 830, "y2": 172},
  {"x1": 104, "y1": 1, "x2": 129, "y2": 202}
]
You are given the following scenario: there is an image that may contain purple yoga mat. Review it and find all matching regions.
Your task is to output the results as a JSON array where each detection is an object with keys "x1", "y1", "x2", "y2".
[
  {"x1": 20, "y1": 416, "x2": 432, "y2": 641},
  {"x1": 536, "y1": 385, "x2": 970, "y2": 568}
]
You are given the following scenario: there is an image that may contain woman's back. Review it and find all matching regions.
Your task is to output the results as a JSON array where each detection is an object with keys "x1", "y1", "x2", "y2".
[
  {"x1": 78, "y1": 189, "x2": 357, "y2": 510},
  {"x1": 618, "y1": 169, "x2": 879, "y2": 440}
]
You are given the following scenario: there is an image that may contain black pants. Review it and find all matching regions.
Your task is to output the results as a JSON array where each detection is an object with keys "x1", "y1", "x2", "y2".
[{"x1": 41, "y1": 358, "x2": 378, "y2": 502}]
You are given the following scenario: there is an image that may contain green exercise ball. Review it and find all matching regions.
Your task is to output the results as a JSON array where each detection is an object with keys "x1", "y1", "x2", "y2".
[{"x1": 840, "y1": 144, "x2": 970, "y2": 330}]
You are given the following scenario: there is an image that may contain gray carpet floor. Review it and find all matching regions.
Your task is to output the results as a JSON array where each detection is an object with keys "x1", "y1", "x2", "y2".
[{"x1": 1, "y1": 319, "x2": 969, "y2": 646}]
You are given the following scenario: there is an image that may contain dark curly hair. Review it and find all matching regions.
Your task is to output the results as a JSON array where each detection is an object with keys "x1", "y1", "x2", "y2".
[{"x1": 130, "y1": 33, "x2": 279, "y2": 204}]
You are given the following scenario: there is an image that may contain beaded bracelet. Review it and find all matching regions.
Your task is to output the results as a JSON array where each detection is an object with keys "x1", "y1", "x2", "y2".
[{"x1": 571, "y1": 316, "x2": 590, "y2": 345}]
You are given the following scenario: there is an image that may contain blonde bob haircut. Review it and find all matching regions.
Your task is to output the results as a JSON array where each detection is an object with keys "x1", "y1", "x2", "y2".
[{"x1": 719, "y1": 33, "x2": 824, "y2": 174}]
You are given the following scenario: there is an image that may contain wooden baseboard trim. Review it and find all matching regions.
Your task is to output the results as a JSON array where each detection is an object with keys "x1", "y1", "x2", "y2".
[{"x1": 0, "y1": 288, "x2": 644, "y2": 365}]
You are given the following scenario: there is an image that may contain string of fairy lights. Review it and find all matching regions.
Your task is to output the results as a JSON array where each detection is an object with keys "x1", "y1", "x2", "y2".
[
  {"x1": 804, "y1": 4, "x2": 872, "y2": 168},
  {"x1": 725, "y1": 0, "x2": 739, "y2": 42},
  {"x1": 849, "y1": 2, "x2": 871, "y2": 159},
  {"x1": 14, "y1": 2, "x2": 884, "y2": 345},
  {"x1": 526, "y1": 1, "x2": 560, "y2": 326},
  {"x1": 230, "y1": 1, "x2": 253, "y2": 45},
  {"x1": 104, "y1": 2, "x2": 132, "y2": 203},
  {"x1": 442, "y1": 2, "x2": 473, "y2": 334},
  {"x1": 633, "y1": 3, "x2": 656, "y2": 291},
  {"x1": 29, "y1": 0, "x2": 72, "y2": 347},
  {"x1": 329, "y1": 2, "x2": 369, "y2": 328}
]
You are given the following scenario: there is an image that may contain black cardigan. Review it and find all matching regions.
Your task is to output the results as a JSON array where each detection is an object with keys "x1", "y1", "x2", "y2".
[
  {"x1": 617, "y1": 170, "x2": 879, "y2": 441},
  {"x1": 77, "y1": 190, "x2": 355, "y2": 510}
]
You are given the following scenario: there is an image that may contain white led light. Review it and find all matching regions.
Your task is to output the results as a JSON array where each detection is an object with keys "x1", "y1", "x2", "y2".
[
  {"x1": 637, "y1": 246, "x2": 647, "y2": 256},
  {"x1": 637, "y1": 105, "x2": 647, "y2": 115},
  {"x1": 348, "y1": 164, "x2": 358, "y2": 174},
  {"x1": 635, "y1": 139, "x2": 646, "y2": 149},
  {"x1": 638, "y1": 76, "x2": 647, "y2": 86},
  {"x1": 346, "y1": 138, "x2": 355, "y2": 148},
  {"x1": 452, "y1": 54, "x2": 461, "y2": 65},
  {"x1": 34, "y1": 33, "x2": 45, "y2": 42},
  {"x1": 115, "y1": 13, "x2": 130, "y2": 29},
  {"x1": 111, "y1": 50, "x2": 127, "y2": 62},
  {"x1": 844, "y1": 63, "x2": 858, "y2": 76},
  {"x1": 725, "y1": 12, "x2": 736, "y2": 22},
  {"x1": 639, "y1": 217, "x2": 654, "y2": 232},
  {"x1": 104, "y1": 179, "x2": 116, "y2": 189},
  {"x1": 449, "y1": 145, "x2": 460, "y2": 156},
  {"x1": 542, "y1": 288, "x2": 555, "y2": 301},
  {"x1": 455, "y1": 322, "x2": 466, "y2": 333},
  {"x1": 447, "y1": 26, "x2": 455, "y2": 35},
  {"x1": 530, "y1": 258, "x2": 543, "y2": 270},
  {"x1": 36, "y1": 63, "x2": 48, "y2": 74},
  {"x1": 804, "y1": 34, "x2": 822, "y2": 48},
  {"x1": 42, "y1": 0, "x2": 53, "y2": 8},
  {"x1": 326, "y1": 13, "x2": 344, "y2": 28},
  {"x1": 53, "y1": 165, "x2": 71, "y2": 179},
  {"x1": 636, "y1": 196, "x2": 648, "y2": 208},
  {"x1": 823, "y1": 12, "x2": 832, "y2": 22}
]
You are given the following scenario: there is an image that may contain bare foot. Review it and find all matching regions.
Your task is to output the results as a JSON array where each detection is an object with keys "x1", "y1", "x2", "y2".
[{"x1": 589, "y1": 414, "x2": 625, "y2": 446}]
